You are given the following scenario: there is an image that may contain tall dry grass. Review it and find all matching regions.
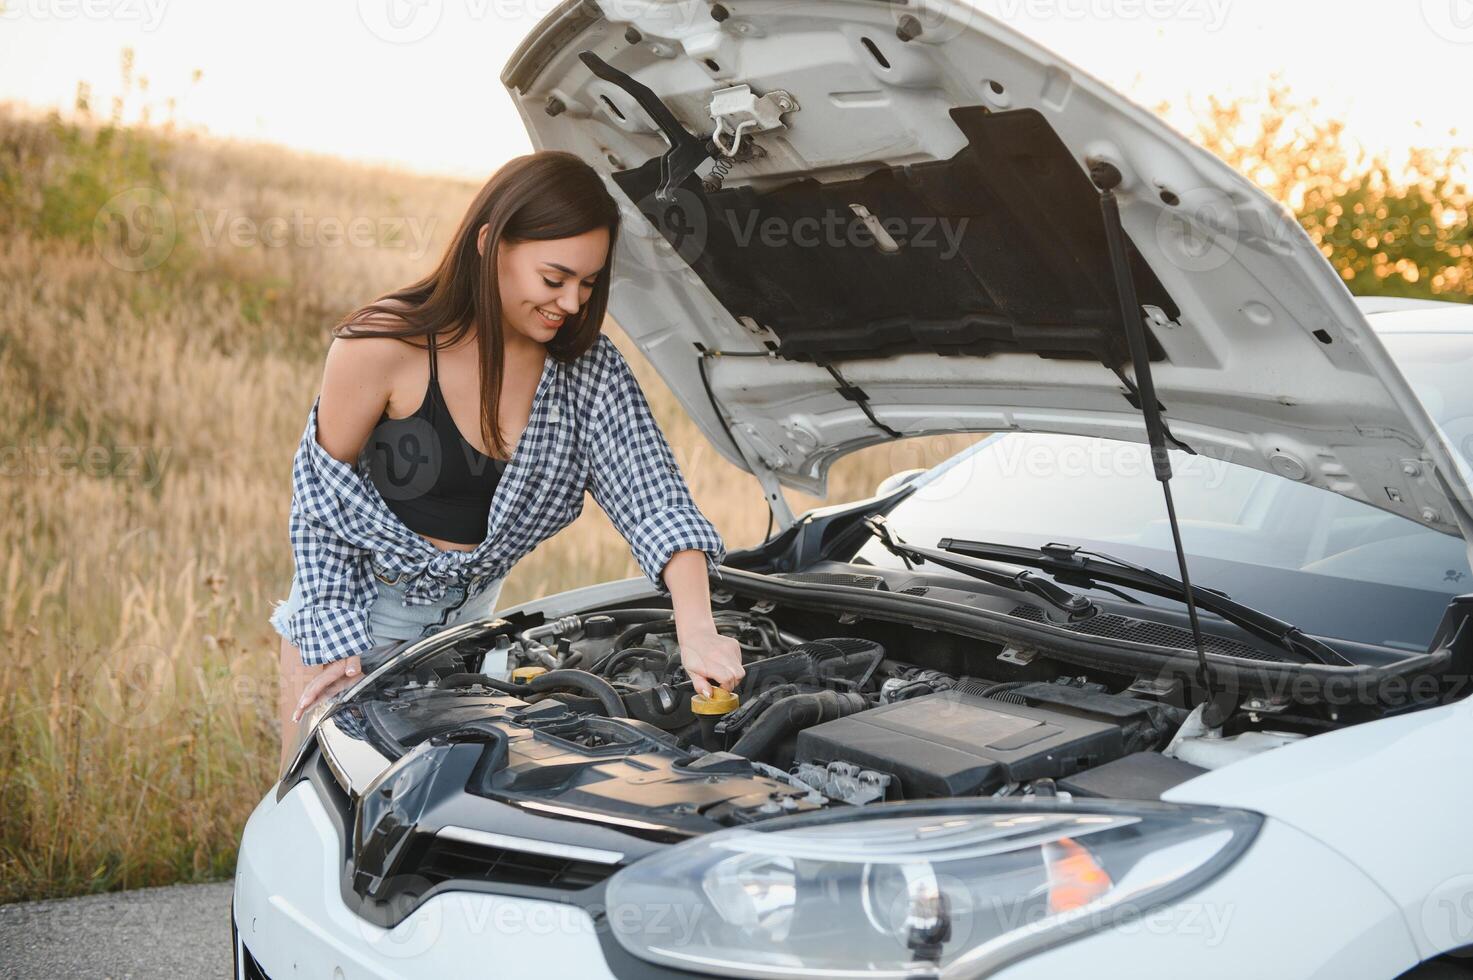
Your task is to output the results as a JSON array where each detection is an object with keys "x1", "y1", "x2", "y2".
[{"x1": 0, "y1": 101, "x2": 963, "y2": 902}]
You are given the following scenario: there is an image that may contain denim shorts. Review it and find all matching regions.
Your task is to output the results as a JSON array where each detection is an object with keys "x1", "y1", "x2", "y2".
[{"x1": 269, "y1": 555, "x2": 505, "y2": 670}]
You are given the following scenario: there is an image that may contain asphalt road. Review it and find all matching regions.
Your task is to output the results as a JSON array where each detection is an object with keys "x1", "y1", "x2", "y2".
[{"x1": 0, "y1": 880, "x2": 233, "y2": 979}]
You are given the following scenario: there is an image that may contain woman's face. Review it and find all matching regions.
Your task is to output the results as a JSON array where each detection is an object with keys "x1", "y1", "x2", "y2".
[{"x1": 484, "y1": 225, "x2": 610, "y2": 346}]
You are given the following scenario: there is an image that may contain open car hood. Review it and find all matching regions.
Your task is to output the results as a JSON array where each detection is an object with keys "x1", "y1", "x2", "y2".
[{"x1": 502, "y1": 0, "x2": 1473, "y2": 541}]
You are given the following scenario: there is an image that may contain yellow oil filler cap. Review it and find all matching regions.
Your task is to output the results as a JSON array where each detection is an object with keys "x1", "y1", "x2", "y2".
[
  {"x1": 511, "y1": 665, "x2": 548, "y2": 683},
  {"x1": 690, "y1": 687, "x2": 740, "y2": 715},
  {"x1": 691, "y1": 687, "x2": 740, "y2": 752}
]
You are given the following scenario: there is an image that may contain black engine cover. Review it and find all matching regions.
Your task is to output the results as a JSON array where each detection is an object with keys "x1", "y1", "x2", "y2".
[{"x1": 795, "y1": 684, "x2": 1172, "y2": 798}]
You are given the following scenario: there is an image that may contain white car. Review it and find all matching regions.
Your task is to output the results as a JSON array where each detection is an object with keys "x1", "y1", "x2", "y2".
[{"x1": 234, "y1": 2, "x2": 1473, "y2": 977}]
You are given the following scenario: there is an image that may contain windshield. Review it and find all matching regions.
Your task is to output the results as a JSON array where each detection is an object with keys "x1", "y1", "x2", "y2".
[
  {"x1": 856, "y1": 430, "x2": 1470, "y2": 651},
  {"x1": 1377, "y1": 329, "x2": 1473, "y2": 484}
]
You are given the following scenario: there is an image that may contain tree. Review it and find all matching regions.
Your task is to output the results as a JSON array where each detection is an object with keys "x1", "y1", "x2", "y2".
[{"x1": 1170, "y1": 79, "x2": 1471, "y2": 301}]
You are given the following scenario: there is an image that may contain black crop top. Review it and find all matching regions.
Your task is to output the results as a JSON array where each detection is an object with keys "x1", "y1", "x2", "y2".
[{"x1": 366, "y1": 332, "x2": 507, "y2": 545}]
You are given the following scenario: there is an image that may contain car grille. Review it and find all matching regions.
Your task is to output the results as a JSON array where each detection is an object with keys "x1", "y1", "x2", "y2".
[
  {"x1": 416, "y1": 836, "x2": 615, "y2": 891},
  {"x1": 1005, "y1": 603, "x2": 1287, "y2": 662}
]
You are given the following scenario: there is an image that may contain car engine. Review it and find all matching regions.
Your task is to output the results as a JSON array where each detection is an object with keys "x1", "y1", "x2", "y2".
[{"x1": 334, "y1": 596, "x2": 1274, "y2": 839}]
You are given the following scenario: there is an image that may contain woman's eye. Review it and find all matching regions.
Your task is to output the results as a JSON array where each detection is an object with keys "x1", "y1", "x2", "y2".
[{"x1": 542, "y1": 277, "x2": 562, "y2": 288}]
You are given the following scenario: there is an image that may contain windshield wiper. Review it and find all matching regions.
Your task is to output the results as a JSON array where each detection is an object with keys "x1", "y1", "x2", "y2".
[
  {"x1": 936, "y1": 537, "x2": 1353, "y2": 668},
  {"x1": 865, "y1": 516, "x2": 1095, "y2": 619}
]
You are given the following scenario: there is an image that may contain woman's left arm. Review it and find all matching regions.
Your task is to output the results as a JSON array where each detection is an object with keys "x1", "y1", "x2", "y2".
[{"x1": 584, "y1": 338, "x2": 744, "y2": 698}]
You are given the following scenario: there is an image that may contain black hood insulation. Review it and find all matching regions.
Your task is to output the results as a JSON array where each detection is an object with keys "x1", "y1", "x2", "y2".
[{"x1": 612, "y1": 105, "x2": 1177, "y2": 367}]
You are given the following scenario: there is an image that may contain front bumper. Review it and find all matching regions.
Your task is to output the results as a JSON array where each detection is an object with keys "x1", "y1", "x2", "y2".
[
  {"x1": 234, "y1": 780, "x2": 620, "y2": 979},
  {"x1": 235, "y1": 776, "x2": 1420, "y2": 980}
]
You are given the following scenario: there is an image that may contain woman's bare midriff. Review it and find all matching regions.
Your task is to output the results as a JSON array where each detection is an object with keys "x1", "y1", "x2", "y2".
[{"x1": 421, "y1": 533, "x2": 480, "y2": 552}]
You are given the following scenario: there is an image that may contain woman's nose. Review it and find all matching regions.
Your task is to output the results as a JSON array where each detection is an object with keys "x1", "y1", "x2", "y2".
[{"x1": 554, "y1": 288, "x2": 581, "y2": 314}]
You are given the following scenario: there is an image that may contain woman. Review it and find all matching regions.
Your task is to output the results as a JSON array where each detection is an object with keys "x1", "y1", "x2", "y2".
[{"x1": 269, "y1": 150, "x2": 743, "y2": 767}]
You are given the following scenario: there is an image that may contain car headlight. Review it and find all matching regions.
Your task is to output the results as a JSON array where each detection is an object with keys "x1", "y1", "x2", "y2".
[{"x1": 604, "y1": 799, "x2": 1260, "y2": 978}]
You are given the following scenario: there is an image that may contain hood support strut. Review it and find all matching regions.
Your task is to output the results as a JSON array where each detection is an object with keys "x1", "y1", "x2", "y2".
[
  {"x1": 1091, "y1": 160, "x2": 1234, "y2": 727},
  {"x1": 696, "y1": 347, "x2": 797, "y2": 530}
]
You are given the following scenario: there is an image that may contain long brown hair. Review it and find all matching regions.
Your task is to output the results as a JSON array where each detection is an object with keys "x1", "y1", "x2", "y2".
[{"x1": 333, "y1": 150, "x2": 621, "y2": 458}]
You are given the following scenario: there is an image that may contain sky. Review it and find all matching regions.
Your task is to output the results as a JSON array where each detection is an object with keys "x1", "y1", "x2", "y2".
[{"x1": 1, "y1": 0, "x2": 1468, "y2": 180}]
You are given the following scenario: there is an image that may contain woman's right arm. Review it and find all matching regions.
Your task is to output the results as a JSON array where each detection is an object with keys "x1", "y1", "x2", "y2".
[
  {"x1": 314, "y1": 333, "x2": 398, "y2": 464},
  {"x1": 287, "y1": 332, "x2": 403, "y2": 719}
]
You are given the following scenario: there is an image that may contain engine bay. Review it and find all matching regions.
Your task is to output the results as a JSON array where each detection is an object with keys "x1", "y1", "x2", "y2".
[
  {"x1": 304, "y1": 567, "x2": 1473, "y2": 924},
  {"x1": 332, "y1": 573, "x2": 1447, "y2": 837}
]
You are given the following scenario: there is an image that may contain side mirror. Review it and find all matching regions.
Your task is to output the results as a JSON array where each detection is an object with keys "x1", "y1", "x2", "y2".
[{"x1": 875, "y1": 468, "x2": 926, "y2": 498}]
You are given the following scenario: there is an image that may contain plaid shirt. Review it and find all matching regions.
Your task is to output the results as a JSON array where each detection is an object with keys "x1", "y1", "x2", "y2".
[{"x1": 279, "y1": 333, "x2": 725, "y2": 666}]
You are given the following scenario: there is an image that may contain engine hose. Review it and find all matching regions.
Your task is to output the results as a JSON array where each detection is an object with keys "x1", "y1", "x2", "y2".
[
  {"x1": 441, "y1": 669, "x2": 628, "y2": 718},
  {"x1": 978, "y1": 680, "x2": 1032, "y2": 705},
  {"x1": 522, "y1": 669, "x2": 629, "y2": 718},
  {"x1": 602, "y1": 647, "x2": 673, "y2": 679},
  {"x1": 729, "y1": 690, "x2": 868, "y2": 761},
  {"x1": 597, "y1": 608, "x2": 680, "y2": 621},
  {"x1": 607, "y1": 611, "x2": 782, "y2": 661}
]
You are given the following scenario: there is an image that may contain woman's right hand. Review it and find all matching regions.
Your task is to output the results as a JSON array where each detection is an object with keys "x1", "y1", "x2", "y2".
[{"x1": 292, "y1": 654, "x2": 362, "y2": 722}]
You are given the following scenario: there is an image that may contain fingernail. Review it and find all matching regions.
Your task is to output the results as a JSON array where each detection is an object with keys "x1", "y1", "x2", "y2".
[{"x1": 346, "y1": 667, "x2": 357, "y2": 676}]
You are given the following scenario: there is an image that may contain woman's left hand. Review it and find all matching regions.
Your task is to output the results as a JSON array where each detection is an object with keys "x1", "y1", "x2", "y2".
[{"x1": 677, "y1": 626, "x2": 745, "y2": 698}]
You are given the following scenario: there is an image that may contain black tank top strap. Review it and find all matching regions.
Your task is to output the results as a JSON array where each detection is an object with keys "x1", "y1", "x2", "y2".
[{"x1": 425, "y1": 332, "x2": 441, "y2": 425}]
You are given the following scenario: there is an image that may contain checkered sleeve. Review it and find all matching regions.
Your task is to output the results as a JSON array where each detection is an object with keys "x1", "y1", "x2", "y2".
[
  {"x1": 277, "y1": 410, "x2": 379, "y2": 667},
  {"x1": 585, "y1": 340, "x2": 726, "y2": 593}
]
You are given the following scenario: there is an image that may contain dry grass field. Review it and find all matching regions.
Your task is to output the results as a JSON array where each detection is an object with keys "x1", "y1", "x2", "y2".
[{"x1": 0, "y1": 101, "x2": 965, "y2": 902}]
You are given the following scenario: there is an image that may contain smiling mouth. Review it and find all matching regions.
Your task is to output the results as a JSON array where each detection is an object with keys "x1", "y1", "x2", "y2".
[{"x1": 536, "y1": 307, "x2": 567, "y2": 326}]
